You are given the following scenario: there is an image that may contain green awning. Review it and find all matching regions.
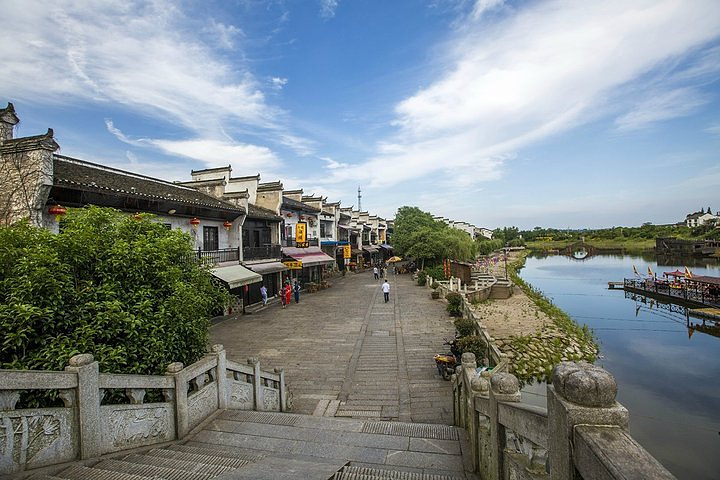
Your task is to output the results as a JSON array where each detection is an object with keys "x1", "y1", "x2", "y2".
[{"x1": 211, "y1": 264, "x2": 263, "y2": 289}]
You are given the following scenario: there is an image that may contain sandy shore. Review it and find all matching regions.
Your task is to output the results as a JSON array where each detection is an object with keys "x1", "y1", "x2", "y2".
[{"x1": 469, "y1": 250, "x2": 549, "y2": 346}]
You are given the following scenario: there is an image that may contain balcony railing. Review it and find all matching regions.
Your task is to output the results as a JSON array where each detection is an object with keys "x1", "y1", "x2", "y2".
[
  {"x1": 284, "y1": 238, "x2": 319, "y2": 247},
  {"x1": 243, "y1": 244, "x2": 282, "y2": 261},
  {"x1": 196, "y1": 247, "x2": 240, "y2": 264}
]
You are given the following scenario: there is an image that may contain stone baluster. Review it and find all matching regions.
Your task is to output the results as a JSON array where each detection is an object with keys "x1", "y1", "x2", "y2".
[
  {"x1": 125, "y1": 389, "x2": 146, "y2": 405},
  {"x1": 489, "y1": 372, "x2": 521, "y2": 480},
  {"x1": 211, "y1": 344, "x2": 228, "y2": 409},
  {"x1": 248, "y1": 358, "x2": 263, "y2": 411},
  {"x1": 165, "y1": 361, "x2": 185, "y2": 439},
  {"x1": 274, "y1": 367, "x2": 288, "y2": 412},
  {"x1": 547, "y1": 361, "x2": 627, "y2": 480},
  {"x1": 64, "y1": 354, "x2": 101, "y2": 459},
  {"x1": 0, "y1": 390, "x2": 20, "y2": 410}
]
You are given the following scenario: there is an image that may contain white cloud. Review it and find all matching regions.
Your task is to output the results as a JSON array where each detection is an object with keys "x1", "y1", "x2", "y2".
[
  {"x1": 271, "y1": 77, "x2": 288, "y2": 90},
  {"x1": 471, "y1": 0, "x2": 505, "y2": 20},
  {"x1": 207, "y1": 19, "x2": 242, "y2": 49},
  {"x1": 705, "y1": 123, "x2": 720, "y2": 136},
  {"x1": 615, "y1": 87, "x2": 707, "y2": 131},
  {"x1": 150, "y1": 138, "x2": 281, "y2": 171},
  {"x1": 320, "y1": 0, "x2": 339, "y2": 19},
  {"x1": 343, "y1": 0, "x2": 720, "y2": 190}
]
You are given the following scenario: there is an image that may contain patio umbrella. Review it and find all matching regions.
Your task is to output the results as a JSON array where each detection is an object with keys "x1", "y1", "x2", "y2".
[{"x1": 387, "y1": 256, "x2": 403, "y2": 263}]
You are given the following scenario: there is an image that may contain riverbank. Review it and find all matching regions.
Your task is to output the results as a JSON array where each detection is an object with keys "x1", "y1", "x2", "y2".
[
  {"x1": 469, "y1": 250, "x2": 597, "y2": 383},
  {"x1": 525, "y1": 238, "x2": 655, "y2": 251}
]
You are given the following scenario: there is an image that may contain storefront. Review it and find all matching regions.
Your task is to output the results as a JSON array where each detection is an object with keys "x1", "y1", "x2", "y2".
[
  {"x1": 245, "y1": 261, "x2": 288, "y2": 305},
  {"x1": 282, "y1": 246, "x2": 335, "y2": 284},
  {"x1": 210, "y1": 264, "x2": 263, "y2": 314}
]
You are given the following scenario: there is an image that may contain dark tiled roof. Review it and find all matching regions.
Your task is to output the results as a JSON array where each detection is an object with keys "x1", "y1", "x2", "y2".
[
  {"x1": 53, "y1": 155, "x2": 244, "y2": 213},
  {"x1": 258, "y1": 181, "x2": 283, "y2": 192},
  {"x1": 247, "y1": 203, "x2": 282, "y2": 221},
  {"x1": 1, "y1": 129, "x2": 58, "y2": 153},
  {"x1": 282, "y1": 196, "x2": 320, "y2": 213}
]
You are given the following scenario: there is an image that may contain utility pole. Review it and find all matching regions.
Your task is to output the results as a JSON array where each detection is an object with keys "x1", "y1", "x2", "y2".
[{"x1": 357, "y1": 185, "x2": 362, "y2": 211}]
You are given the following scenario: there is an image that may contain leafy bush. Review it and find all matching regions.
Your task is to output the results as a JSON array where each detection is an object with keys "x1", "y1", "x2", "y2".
[
  {"x1": 457, "y1": 335, "x2": 487, "y2": 362},
  {"x1": 424, "y1": 265, "x2": 445, "y2": 281},
  {"x1": 0, "y1": 206, "x2": 230, "y2": 375},
  {"x1": 454, "y1": 317, "x2": 476, "y2": 337},
  {"x1": 417, "y1": 270, "x2": 427, "y2": 286},
  {"x1": 445, "y1": 291, "x2": 463, "y2": 316}
]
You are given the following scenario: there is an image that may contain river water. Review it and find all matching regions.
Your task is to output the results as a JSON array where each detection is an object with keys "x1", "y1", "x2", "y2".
[{"x1": 519, "y1": 252, "x2": 720, "y2": 480}]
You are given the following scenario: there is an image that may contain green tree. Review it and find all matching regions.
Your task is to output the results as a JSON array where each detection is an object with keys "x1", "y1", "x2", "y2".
[{"x1": 0, "y1": 206, "x2": 230, "y2": 374}]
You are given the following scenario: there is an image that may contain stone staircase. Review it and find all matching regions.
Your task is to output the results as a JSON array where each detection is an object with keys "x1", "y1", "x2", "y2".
[{"x1": 26, "y1": 411, "x2": 471, "y2": 480}]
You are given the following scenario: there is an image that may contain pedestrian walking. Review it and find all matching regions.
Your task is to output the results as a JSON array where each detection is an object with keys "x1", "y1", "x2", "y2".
[
  {"x1": 260, "y1": 284, "x2": 268, "y2": 306},
  {"x1": 280, "y1": 282, "x2": 287, "y2": 308},
  {"x1": 379, "y1": 265, "x2": 384, "y2": 278},
  {"x1": 293, "y1": 280, "x2": 300, "y2": 303},
  {"x1": 373, "y1": 266, "x2": 379, "y2": 280},
  {"x1": 284, "y1": 281, "x2": 292, "y2": 307},
  {"x1": 382, "y1": 279, "x2": 390, "y2": 303}
]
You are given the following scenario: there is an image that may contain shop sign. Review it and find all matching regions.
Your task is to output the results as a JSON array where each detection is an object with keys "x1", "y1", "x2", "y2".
[
  {"x1": 295, "y1": 221, "x2": 307, "y2": 247},
  {"x1": 343, "y1": 244, "x2": 352, "y2": 259},
  {"x1": 283, "y1": 261, "x2": 303, "y2": 270}
]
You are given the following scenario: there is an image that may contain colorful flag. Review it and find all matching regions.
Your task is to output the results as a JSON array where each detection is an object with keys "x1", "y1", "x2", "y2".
[
  {"x1": 647, "y1": 266, "x2": 654, "y2": 277},
  {"x1": 632, "y1": 265, "x2": 640, "y2": 277},
  {"x1": 684, "y1": 266, "x2": 693, "y2": 279}
]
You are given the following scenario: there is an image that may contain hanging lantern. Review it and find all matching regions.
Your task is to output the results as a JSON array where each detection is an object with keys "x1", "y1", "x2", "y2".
[
  {"x1": 286, "y1": 213, "x2": 293, "y2": 217},
  {"x1": 48, "y1": 205, "x2": 67, "y2": 221},
  {"x1": 189, "y1": 217, "x2": 200, "y2": 228},
  {"x1": 223, "y1": 220, "x2": 232, "y2": 231}
]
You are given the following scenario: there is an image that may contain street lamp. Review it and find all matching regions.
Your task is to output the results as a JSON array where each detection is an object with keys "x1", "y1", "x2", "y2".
[{"x1": 503, "y1": 247, "x2": 509, "y2": 280}]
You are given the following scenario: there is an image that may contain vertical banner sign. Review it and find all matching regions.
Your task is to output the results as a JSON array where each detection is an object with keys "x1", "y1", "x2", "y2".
[
  {"x1": 295, "y1": 221, "x2": 309, "y2": 247},
  {"x1": 343, "y1": 244, "x2": 352, "y2": 259}
]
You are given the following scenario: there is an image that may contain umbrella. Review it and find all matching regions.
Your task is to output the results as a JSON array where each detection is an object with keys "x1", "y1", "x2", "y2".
[{"x1": 387, "y1": 256, "x2": 403, "y2": 263}]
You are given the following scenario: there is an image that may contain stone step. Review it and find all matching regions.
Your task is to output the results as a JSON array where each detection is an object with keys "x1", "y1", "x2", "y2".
[
  {"x1": 92, "y1": 458, "x2": 213, "y2": 480},
  {"x1": 27, "y1": 476, "x2": 66, "y2": 480},
  {"x1": 146, "y1": 448, "x2": 251, "y2": 468},
  {"x1": 53, "y1": 464, "x2": 154, "y2": 480},
  {"x1": 121, "y1": 453, "x2": 237, "y2": 476},
  {"x1": 332, "y1": 465, "x2": 465, "y2": 480},
  {"x1": 167, "y1": 444, "x2": 265, "y2": 462}
]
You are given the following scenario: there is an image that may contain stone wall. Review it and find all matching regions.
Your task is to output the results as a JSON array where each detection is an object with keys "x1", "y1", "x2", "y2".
[
  {"x1": 451, "y1": 355, "x2": 676, "y2": 480},
  {"x1": 0, "y1": 345, "x2": 288, "y2": 475}
]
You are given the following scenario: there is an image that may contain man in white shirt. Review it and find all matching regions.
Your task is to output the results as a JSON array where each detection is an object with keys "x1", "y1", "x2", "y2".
[
  {"x1": 373, "y1": 266, "x2": 379, "y2": 280},
  {"x1": 382, "y1": 279, "x2": 390, "y2": 303}
]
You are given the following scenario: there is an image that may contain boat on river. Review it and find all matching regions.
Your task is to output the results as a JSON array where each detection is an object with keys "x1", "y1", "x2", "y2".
[{"x1": 620, "y1": 268, "x2": 720, "y2": 308}]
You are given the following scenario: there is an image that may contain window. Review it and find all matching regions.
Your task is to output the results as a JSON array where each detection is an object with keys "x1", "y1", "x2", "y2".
[{"x1": 203, "y1": 226, "x2": 219, "y2": 250}]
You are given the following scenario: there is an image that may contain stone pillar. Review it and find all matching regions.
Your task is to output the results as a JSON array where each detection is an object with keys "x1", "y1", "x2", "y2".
[
  {"x1": 471, "y1": 370, "x2": 491, "y2": 474},
  {"x1": 275, "y1": 368, "x2": 288, "y2": 411},
  {"x1": 211, "y1": 344, "x2": 227, "y2": 409},
  {"x1": 64, "y1": 354, "x2": 101, "y2": 459},
  {"x1": 489, "y1": 372, "x2": 521, "y2": 480},
  {"x1": 460, "y1": 353, "x2": 477, "y2": 429},
  {"x1": 548, "y1": 361, "x2": 628, "y2": 480},
  {"x1": 165, "y1": 362, "x2": 186, "y2": 439},
  {"x1": 248, "y1": 358, "x2": 263, "y2": 411}
]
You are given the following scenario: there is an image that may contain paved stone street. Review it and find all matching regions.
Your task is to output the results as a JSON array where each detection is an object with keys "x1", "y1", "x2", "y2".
[{"x1": 211, "y1": 271, "x2": 456, "y2": 424}]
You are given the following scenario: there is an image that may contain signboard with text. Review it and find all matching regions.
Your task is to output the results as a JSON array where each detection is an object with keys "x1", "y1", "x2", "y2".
[
  {"x1": 283, "y1": 261, "x2": 303, "y2": 270},
  {"x1": 295, "y1": 222, "x2": 308, "y2": 248},
  {"x1": 343, "y1": 244, "x2": 352, "y2": 259}
]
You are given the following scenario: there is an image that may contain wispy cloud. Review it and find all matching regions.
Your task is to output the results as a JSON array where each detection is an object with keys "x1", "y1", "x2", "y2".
[
  {"x1": 705, "y1": 123, "x2": 720, "y2": 136},
  {"x1": 271, "y1": 77, "x2": 288, "y2": 90},
  {"x1": 471, "y1": 0, "x2": 505, "y2": 20},
  {"x1": 320, "y1": 0, "x2": 339, "y2": 19},
  {"x1": 615, "y1": 87, "x2": 708, "y2": 131},
  {"x1": 338, "y1": 0, "x2": 720, "y2": 190},
  {"x1": 0, "y1": 0, "x2": 306, "y2": 175}
]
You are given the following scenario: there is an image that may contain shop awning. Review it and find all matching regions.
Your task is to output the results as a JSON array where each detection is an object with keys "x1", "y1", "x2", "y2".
[
  {"x1": 211, "y1": 264, "x2": 263, "y2": 289},
  {"x1": 282, "y1": 246, "x2": 336, "y2": 267},
  {"x1": 246, "y1": 261, "x2": 289, "y2": 275},
  {"x1": 379, "y1": 244, "x2": 393, "y2": 250},
  {"x1": 363, "y1": 245, "x2": 380, "y2": 253}
]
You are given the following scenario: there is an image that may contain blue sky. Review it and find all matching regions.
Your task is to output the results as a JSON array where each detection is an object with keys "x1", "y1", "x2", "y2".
[{"x1": 2, "y1": 0, "x2": 719, "y2": 229}]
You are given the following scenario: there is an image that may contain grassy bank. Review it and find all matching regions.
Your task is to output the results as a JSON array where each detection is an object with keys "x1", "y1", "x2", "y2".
[
  {"x1": 525, "y1": 237, "x2": 655, "y2": 251},
  {"x1": 504, "y1": 251, "x2": 598, "y2": 383}
]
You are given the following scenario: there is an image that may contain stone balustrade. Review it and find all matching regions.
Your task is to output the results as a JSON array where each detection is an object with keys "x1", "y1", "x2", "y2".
[
  {"x1": 452, "y1": 354, "x2": 676, "y2": 480},
  {"x1": 0, "y1": 344, "x2": 288, "y2": 475}
]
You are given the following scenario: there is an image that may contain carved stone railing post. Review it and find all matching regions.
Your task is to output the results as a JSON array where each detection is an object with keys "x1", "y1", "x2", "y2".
[
  {"x1": 275, "y1": 368, "x2": 288, "y2": 411},
  {"x1": 64, "y1": 354, "x2": 100, "y2": 460},
  {"x1": 248, "y1": 358, "x2": 263, "y2": 411},
  {"x1": 548, "y1": 361, "x2": 628, "y2": 480},
  {"x1": 470, "y1": 369, "x2": 491, "y2": 474},
  {"x1": 489, "y1": 372, "x2": 521, "y2": 480},
  {"x1": 211, "y1": 344, "x2": 227, "y2": 409},
  {"x1": 165, "y1": 362, "x2": 186, "y2": 438},
  {"x1": 459, "y1": 352, "x2": 477, "y2": 429}
]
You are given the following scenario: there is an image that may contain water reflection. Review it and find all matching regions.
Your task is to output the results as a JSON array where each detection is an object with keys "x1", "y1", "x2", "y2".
[{"x1": 520, "y1": 253, "x2": 720, "y2": 480}]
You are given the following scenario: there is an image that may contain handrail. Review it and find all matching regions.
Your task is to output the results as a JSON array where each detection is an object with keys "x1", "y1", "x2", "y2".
[{"x1": 0, "y1": 369, "x2": 78, "y2": 389}]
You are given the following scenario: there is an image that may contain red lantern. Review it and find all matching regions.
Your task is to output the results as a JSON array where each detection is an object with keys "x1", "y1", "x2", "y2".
[
  {"x1": 223, "y1": 220, "x2": 232, "y2": 231},
  {"x1": 189, "y1": 217, "x2": 200, "y2": 228},
  {"x1": 48, "y1": 204, "x2": 67, "y2": 221},
  {"x1": 286, "y1": 213, "x2": 293, "y2": 217}
]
